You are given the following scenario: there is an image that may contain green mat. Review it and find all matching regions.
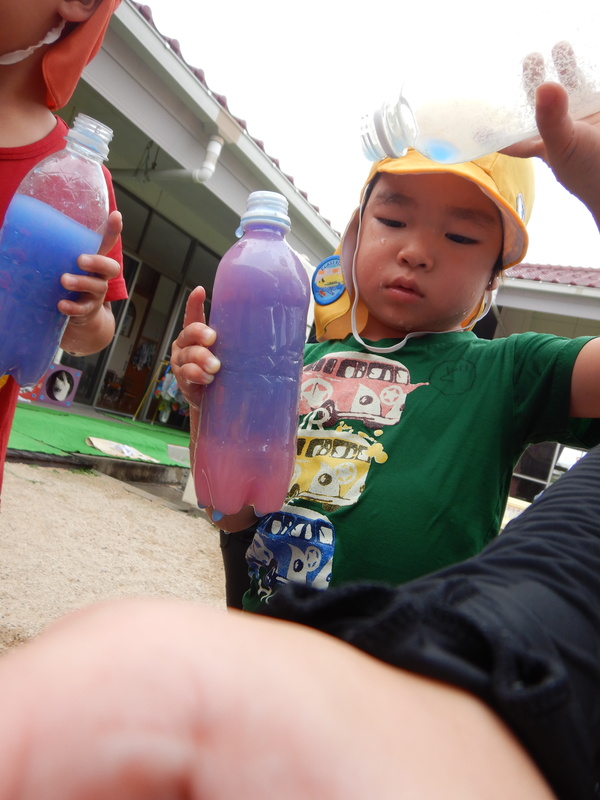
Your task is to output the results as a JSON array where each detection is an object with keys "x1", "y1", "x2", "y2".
[{"x1": 10, "y1": 402, "x2": 190, "y2": 466}]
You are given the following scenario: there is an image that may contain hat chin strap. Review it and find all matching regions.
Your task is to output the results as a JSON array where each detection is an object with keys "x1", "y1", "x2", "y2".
[
  {"x1": 349, "y1": 213, "x2": 495, "y2": 353},
  {"x1": 0, "y1": 19, "x2": 65, "y2": 65}
]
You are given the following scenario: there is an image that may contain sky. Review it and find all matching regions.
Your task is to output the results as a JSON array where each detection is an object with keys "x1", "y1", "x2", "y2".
[{"x1": 145, "y1": 0, "x2": 599, "y2": 269}]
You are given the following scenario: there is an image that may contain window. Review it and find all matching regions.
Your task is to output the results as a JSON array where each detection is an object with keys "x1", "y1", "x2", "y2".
[{"x1": 511, "y1": 442, "x2": 586, "y2": 503}]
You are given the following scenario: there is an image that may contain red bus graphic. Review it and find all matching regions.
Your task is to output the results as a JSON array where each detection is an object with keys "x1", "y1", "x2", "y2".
[{"x1": 300, "y1": 352, "x2": 426, "y2": 429}]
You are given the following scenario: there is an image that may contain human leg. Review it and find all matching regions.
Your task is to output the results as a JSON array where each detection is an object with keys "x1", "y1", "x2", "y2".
[
  {"x1": 263, "y1": 445, "x2": 600, "y2": 799},
  {"x1": 219, "y1": 525, "x2": 256, "y2": 609},
  {"x1": 0, "y1": 597, "x2": 553, "y2": 800}
]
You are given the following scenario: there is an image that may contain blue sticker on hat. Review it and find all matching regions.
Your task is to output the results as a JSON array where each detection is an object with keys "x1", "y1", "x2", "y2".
[{"x1": 312, "y1": 255, "x2": 345, "y2": 305}]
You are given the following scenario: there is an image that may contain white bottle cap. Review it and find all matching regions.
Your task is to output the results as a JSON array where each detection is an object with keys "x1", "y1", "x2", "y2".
[{"x1": 237, "y1": 191, "x2": 291, "y2": 236}]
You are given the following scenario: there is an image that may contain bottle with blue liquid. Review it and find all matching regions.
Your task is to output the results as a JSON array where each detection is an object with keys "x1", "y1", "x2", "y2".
[
  {"x1": 0, "y1": 113, "x2": 112, "y2": 389},
  {"x1": 361, "y1": 33, "x2": 600, "y2": 164},
  {"x1": 194, "y1": 191, "x2": 310, "y2": 520}
]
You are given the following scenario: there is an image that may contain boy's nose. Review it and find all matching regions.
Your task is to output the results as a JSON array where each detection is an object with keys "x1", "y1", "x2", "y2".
[{"x1": 395, "y1": 236, "x2": 433, "y2": 270}]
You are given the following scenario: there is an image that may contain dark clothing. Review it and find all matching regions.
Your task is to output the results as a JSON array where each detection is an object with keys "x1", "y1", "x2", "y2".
[
  {"x1": 219, "y1": 526, "x2": 257, "y2": 609},
  {"x1": 262, "y1": 446, "x2": 600, "y2": 800}
]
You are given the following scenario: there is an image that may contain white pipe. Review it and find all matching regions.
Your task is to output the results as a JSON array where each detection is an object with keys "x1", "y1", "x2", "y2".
[{"x1": 112, "y1": 134, "x2": 225, "y2": 184}]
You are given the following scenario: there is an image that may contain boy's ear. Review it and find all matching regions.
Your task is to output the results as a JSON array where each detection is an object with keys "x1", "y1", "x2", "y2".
[
  {"x1": 58, "y1": 0, "x2": 102, "y2": 24},
  {"x1": 488, "y1": 274, "x2": 500, "y2": 292}
]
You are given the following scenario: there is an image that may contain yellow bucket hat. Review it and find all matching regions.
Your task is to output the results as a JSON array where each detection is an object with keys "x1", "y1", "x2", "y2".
[{"x1": 313, "y1": 149, "x2": 535, "y2": 341}]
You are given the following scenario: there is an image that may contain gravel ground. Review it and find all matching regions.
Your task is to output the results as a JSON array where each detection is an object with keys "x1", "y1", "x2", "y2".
[{"x1": 0, "y1": 461, "x2": 226, "y2": 654}]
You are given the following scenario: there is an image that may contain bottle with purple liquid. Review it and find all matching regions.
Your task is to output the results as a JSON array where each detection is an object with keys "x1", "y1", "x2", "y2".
[
  {"x1": 0, "y1": 113, "x2": 112, "y2": 389},
  {"x1": 194, "y1": 191, "x2": 310, "y2": 519}
]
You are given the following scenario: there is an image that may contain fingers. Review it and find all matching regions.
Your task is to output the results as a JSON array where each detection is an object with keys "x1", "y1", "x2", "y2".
[
  {"x1": 183, "y1": 286, "x2": 207, "y2": 328},
  {"x1": 533, "y1": 81, "x2": 572, "y2": 149},
  {"x1": 534, "y1": 81, "x2": 600, "y2": 217},
  {"x1": 170, "y1": 289, "x2": 219, "y2": 409},
  {"x1": 173, "y1": 286, "x2": 219, "y2": 386},
  {"x1": 172, "y1": 324, "x2": 220, "y2": 386},
  {"x1": 522, "y1": 42, "x2": 585, "y2": 107},
  {"x1": 98, "y1": 211, "x2": 122, "y2": 257},
  {"x1": 551, "y1": 41, "x2": 586, "y2": 94},
  {"x1": 59, "y1": 255, "x2": 120, "y2": 317},
  {"x1": 522, "y1": 52, "x2": 546, "y2": 107},
  {"x1": 502, "y1": 81, "x2": 572, "y2": 161},
  {"x1": 71, "y1": 253, "x2": 120, "y2": 284}
]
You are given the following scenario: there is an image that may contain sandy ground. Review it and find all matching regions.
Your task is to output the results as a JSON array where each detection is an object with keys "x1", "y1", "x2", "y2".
[{"x1": 0, "y1": 460, "x2": 226, "y2": 654}]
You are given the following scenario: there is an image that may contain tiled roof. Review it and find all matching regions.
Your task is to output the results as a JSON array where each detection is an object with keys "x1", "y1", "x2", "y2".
[
  {"x1": 506, "y1": 264, "x2": 600, "y2": 289},
  {"x1": 132, "y1": 3, "x2": 333, "y2": 229}
]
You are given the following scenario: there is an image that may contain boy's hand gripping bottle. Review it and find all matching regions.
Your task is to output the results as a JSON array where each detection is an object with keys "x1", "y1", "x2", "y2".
[
  {"x1": 0, "y1": 113, "x2": 112, "y2": 388},
  {"x1": 193, "y1": 191, "x2": 311, "y2": 519}
]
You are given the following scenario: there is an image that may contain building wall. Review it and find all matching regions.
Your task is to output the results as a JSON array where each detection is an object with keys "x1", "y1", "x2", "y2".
[{"x1": 496, "y1": 306, "x2": 600, "y2": 339}]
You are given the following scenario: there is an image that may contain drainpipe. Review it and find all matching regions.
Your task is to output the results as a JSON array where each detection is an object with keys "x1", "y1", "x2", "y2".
[{"x1": 112, "y1": 133, "x2": 225, "y2": 184}]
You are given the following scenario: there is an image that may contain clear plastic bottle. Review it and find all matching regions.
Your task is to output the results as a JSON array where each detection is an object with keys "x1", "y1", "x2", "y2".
[
  {"x1": 0, "y1": 113, "x2": 112, "y2": 388},
  {"x1": 361, "y1": 37, "x2": 600, "y2": 164},
  {"x1": 194, "y1": 191, "x2": 310, "y2": 519}
]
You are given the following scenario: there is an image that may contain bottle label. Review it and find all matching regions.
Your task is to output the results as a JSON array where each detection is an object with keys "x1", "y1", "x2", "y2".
[{"x1": 312, "y1": 255, "x2": 345, "y2": 305}]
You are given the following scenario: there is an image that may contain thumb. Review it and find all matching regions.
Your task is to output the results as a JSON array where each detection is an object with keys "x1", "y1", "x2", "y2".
[
  {"x1": 534, "y1": 82, "x2": 574, "y2": 158},
  {"x1": 98, "y1": 211, "x2": 122, "y2": 257}
]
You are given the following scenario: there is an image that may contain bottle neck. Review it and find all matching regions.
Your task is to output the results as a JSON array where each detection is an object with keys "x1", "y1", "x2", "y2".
[
  {"x1": 239, "y1": 221, "x2": 288, "y2": 238},
  {"x1": 64, "y1": 138, "x2": 106, "y2": 165}
]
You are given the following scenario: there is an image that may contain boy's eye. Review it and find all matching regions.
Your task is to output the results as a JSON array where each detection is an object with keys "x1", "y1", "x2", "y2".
[
  {"x1": 376, "y1": 217, "x2": 405, "y2": 228},
  {"x1": 446, "y1": 233, "x2": 478, "y2": 245}
]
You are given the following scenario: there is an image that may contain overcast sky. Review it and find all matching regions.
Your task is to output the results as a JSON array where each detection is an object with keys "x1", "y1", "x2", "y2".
[{"x1": 145, "y1": 0, "x2": 599, "y2": 269}]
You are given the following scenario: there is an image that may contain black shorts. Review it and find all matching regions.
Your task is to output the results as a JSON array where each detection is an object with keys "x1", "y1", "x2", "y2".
[{"x1": 261, "y1": 446, "x2": 600, "y2": 800}]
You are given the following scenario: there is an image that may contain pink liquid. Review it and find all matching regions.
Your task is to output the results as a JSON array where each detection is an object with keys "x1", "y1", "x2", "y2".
[{"x1": 194, "y1": 224, "x2": 310, "y2": 518}]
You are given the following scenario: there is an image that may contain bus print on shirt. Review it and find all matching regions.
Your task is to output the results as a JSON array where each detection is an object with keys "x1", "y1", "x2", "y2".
[{"x1": 245, "y1": 349, "x2": 429, "y2": 604}]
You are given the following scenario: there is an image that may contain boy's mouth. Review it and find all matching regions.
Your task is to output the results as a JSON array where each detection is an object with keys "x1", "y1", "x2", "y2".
[{"x1": 387, "y1": 278, "x2": 423, "y2": 299}]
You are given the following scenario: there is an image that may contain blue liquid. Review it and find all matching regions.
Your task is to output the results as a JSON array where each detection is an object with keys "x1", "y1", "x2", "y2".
[
  {"x1": 422, "y1": 139, "x2": 460, "y2": 163},
  {"x1": 0, "y1": 194, "x2": 102, "y2": 388}
]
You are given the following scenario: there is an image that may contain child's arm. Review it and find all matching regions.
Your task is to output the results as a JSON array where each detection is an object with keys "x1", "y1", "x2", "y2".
[
  {"x1": 58, "y1": 211, "x2": 122, "y2": 356},
  {"x1": 504, "y1": 82, "x2": 600, "y2": 419},
  {"x1": 535, "y1": 83, "x2": 600, "y2": 417},
  {"x1": 171, "y1": 287, "x2": 259, "y2": 532}
]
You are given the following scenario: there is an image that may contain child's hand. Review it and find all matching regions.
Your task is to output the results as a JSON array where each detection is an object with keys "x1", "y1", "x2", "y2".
[
  {"x1": 502, "y1": 43, "x2": 600, "y2": 222},
  {"x1": 534, "y1": 82, "x2": 600, "y2": 221},
  {"x1": 58, "y1": 210, "x2": 122, "y2": 322},
  {"x1": 504, "y1": 82, "x2": 600, "y2": 214},
  {"x1": 59, "y1": 212, "x2": 122, "y2": 355},
  {"x1": 171, "y1": 286, "x2": 220, "y2": 410}
]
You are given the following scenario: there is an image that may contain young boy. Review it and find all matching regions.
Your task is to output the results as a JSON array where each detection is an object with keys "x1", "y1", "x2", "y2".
[
  {"x1": 172, "y1": 80, "x2": 600, "y2": 611},
  {"x1": 0, "y1": 0, "x2": 128, "y2": 501}
]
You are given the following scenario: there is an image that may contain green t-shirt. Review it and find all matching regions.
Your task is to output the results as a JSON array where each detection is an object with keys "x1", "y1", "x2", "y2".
[{"x1": 243, "y1": 331, "x2": 600, "y2": 610}]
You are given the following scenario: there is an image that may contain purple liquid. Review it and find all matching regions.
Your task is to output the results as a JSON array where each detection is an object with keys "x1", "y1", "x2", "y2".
[
  {"x1": 0, "y1": 194, "x2": 102, "y2": 388},
  {"x1": 194, "y1": 225, "x2": 310, "y2": 517}
]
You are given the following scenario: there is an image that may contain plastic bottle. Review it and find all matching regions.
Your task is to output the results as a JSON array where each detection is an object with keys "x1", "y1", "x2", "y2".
[
  {"x1": 0, "y1": 113, "x2": 112, "y2": 389},
  {"x1": 194, "y1": 191, "x2": 311, "y2": 519},
  {"x1": 361, "y1": 36, "x2": 600, "y2": 164}
]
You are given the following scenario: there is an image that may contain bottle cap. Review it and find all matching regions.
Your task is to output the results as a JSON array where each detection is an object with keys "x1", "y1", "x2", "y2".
[
  {"x1": 67, "y1": 113, "x2": 113, "y2": 160},
  {"x1": 237, "y1": 191, "x2": 291, "y2": 236}
]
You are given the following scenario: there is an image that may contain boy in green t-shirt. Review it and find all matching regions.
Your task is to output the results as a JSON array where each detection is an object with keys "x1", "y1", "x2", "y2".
[{"x1": 172, "y1": 79, "x2": 600, "y2": 609}]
